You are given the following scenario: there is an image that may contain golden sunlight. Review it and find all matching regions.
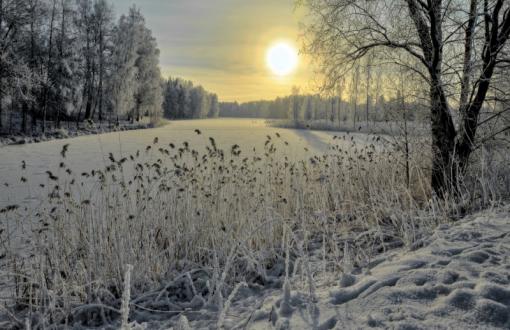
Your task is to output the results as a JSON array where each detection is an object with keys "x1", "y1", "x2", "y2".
[{"x1": 266, "y1": 42, "x2": 298, "y2": 76}]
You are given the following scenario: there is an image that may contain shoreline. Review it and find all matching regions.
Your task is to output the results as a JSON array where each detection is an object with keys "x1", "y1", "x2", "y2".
[
  {"x1": 266, "y1": 119, "x2": 431, "y2": 137},
  {"x1": 0, "y1": 120, "x2": 166, "y2": 148}
]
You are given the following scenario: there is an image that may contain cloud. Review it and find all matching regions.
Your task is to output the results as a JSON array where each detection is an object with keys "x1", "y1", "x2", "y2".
[{"x1": 109, "y1": 0, "x2": 314, "y2": 102}]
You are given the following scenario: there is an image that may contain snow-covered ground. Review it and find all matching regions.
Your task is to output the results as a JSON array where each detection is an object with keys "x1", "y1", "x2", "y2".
[
  {"x1": 248, "y1": 205, "x2": 510, "y2": 330},
  {"x1": 0, "y1": 120, "x2": 151, "y2": 147},
  {"x1": 136, "y1": 205, "x2": 510, "y2": 330}
]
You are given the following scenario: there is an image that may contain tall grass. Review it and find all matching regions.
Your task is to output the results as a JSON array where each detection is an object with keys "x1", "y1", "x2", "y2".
[{"x1": 0, "y1": 132, "x2": 507, "y2": 328}]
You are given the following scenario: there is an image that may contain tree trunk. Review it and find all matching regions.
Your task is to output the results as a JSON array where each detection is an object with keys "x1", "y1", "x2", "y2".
[
  {"x1": 22, "y1": 102, "x2": 28, "y2": 133},
  {"x1": 0, "y1": 0, "x2": 3, "y2": 131},
  {"x1": 353, "y1": 65, "x2": 359, "y2": 129},
  {"x1": 56, "y1": 0, "x2": 66, "y2": 129},
  {"x1": 456, "y1": 62, "x2": 496, "y2": 170},
  {"x1": 0, "y1": 62, "x2": 3, "y2": 132},
  {"x1": 42, "y1": 0, "x2": 57, "y2": 133},
  {"x1": 85, "y1": 95, "x2": 92, "y2": 120},
  {"x1": 76, "y1": 104, "x2": 82, "y2": 129},
  {"x1": 89, "y1": 62, "x2": 97, "y2": 119},
  {"x1": 330, "y1": 98, "x2": 334, "y2": 123},
  {"x1": 84, "y1": 23, "x2": 92, "y2": 120},
  {"x1": 399, "y1": 69, "x2": 410, "y2": 188},
  {"x1": 365, "y1": 63, "x2": 371, "y2": 126},
  {"x1": 459, "y1": 0, "x2": 478, "y2": 113},
  {"x1": 98, "y1": 21, "x2": 104, "y2": 122},
  {"x1": 9, "y1": 95, "x2": 14, "y2": 134},
  {"x1": 455, "y1": 0, "x2": 503, "y2": 171},
  {"x1": 31, "y1": 104, "x2": 37, "y2": 132},
  {"x1": 429, "y1": 79, "x2": 457, "y2": 196},
  {"x1": 29, "y1": 0, "x2": 37, "y2": 133}
]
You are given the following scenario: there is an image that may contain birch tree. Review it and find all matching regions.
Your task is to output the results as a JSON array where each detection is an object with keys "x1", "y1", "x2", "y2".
[{"x1": 302, "y1": 0, "x2": 510, "y2": 195}]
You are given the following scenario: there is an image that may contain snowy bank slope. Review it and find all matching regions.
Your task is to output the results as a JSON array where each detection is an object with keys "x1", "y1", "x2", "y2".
[
  {"x1": 3, "y1": 206, "x2": 508, "y2": 330},
  {"x1": 232, "y1": 206, "x2": 510, "y2": 330}
]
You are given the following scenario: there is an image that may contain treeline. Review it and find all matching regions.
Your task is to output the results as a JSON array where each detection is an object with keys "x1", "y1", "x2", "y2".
[
  {"x1": 162, "y1": 78, "x2": 219, "y2": 120},
  {"x1": 221, "y1": 60, "x2": 435, "y2": 124},
  {"x1": 220, "y1": 93, "x2": 428, "y2": 123},
  {"x1": 0, "y1": 0, "x2": 162, "y2": 134}
]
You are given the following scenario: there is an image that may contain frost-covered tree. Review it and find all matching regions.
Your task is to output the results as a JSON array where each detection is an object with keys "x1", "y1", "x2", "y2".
[
  {"x1": 109, "y1": 11, "x2": 137, "y2": 123},
  {"x1": 162, "y1": 77, "x2": 218, "y2": 120},
  {"x1": 301, "y1": 0, "x2": 510, "y2": 195},
  {"x1": 162, "y1": 79, "x2": 179, "y2": 119},
  {"x1": 133, "y1": 20, "x2": 162, "y2": 123},
  {"x1": 0, "y1": 0, "x2": 164, "y2": 134},
  {"x1": 0, "y1": 0, "x2": 32, "y2": 131},
  {"x1": 109, "y1": 6, "x2": 162, "y2": 124},
  {"x1": 208, "y1": 94, "x2": 219, "y2": 118},
  {"x1": 93, "y1": 0, "x2": 113, "y2": 122}
]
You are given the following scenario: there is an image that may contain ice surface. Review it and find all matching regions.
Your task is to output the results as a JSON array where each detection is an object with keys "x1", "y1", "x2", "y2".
[{"x1": 0, "y1": 119, "x2": 372, "y2": 206}]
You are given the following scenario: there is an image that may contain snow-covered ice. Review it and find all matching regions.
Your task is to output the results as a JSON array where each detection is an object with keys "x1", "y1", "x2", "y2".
[{"x1": 0, "y1": 119, "x2": 373, "y2": 206}]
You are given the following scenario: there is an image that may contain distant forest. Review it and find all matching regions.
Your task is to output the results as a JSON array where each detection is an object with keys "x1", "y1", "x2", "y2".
[
  {"x1": 220, "y1": 93, "x2": 429, "y2": 124},
  {"x1": 162, "y1": 78, "x2": 219, "y2": 120},
  {"x1": 220, "y1": 60, "x2": 434, "y2": 124}
]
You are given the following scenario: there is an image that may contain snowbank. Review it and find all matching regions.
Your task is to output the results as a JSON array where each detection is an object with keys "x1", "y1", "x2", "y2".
[
  {"x1": 1, "y1": 205, "x2": 508, "y2": 329},
  {"x1": 41, "y1": 205, "x2": 508, "y2": 330},
  {"x1": 148, "y1": 206, "x2": 508, "y2": 330},
  {"x1": 238, "y1": 205, "x2": 510, "y2": 330},
  {"x1": 0, "y1": 121, "x2": 153, "y2": 147}
]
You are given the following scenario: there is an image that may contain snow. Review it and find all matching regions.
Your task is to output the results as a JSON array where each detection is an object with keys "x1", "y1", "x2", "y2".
[
  {"x1": 224, "y1": 205, "x2": 510, "y2": 330},
  {"x1": 0, "y1": 118, "x2": 373, "y2": 206},
  {"x1": 88, "y1": 205, "x2": 507, "y2": 330},
  {"x1": 47, "y1": 204, "x2": 507, "y2": 330},
  {"x1": 4, "y1": 205, "x2": 501, "y2": 330},
  {"x1": 0, "y1": 119, "x2": 151, "y2": 147}
]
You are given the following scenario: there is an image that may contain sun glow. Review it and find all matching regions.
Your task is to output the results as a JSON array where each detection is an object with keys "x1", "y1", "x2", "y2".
[{"x1": 266, "y1": 42, "x2": 298, "y2": 76}]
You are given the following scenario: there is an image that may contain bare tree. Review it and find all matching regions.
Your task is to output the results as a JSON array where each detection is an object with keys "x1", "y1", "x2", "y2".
[
  {"x1": 290, "y1": 85, "x2": 301, "y2": 123},
  {"x1": 302, "y1": 0, "x2": 510, "y2": 196},
  {"x1": 364, "y1": 53, "x2": 374, "y2": 126},
  {"x1": 350, "y1": 64, "x2": 360, "y2": 129}
]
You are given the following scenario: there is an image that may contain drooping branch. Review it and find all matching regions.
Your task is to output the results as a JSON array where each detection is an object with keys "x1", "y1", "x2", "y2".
[
  {"x1": 405, "y1": 0, "x2": 434, "y2": 66},
  {"x1": 457, "y1": 0, "x2": 510, "y2": 162}
]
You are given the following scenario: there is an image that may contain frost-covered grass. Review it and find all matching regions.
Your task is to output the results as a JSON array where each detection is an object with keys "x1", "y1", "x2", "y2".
[
  {"x1": 0, "y1": 123, "x2": 508, "y2": 329},
  {"x1": 249, "y1": 205, "x2": 510, "y2": 329}
]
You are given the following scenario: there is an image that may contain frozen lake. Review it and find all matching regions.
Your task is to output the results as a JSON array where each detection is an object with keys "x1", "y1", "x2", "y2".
[{"x1": 0, "y1": 118, "x2": 374, "y2": 206}]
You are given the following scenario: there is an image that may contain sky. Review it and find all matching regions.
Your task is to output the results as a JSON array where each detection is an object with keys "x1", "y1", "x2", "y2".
[{"x1": 110, "y1": 0, "x2": 314, "y2": 102}]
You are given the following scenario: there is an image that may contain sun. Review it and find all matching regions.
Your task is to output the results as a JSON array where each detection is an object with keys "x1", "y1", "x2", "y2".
[{"x1": 266, "y1": 42, "x2": 298, "y2": 76}]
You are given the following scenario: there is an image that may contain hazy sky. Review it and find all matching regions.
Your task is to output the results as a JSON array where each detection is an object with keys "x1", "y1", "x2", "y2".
[{"x1": 110, "y1": 0, "x2": 314, "y2": 102}]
